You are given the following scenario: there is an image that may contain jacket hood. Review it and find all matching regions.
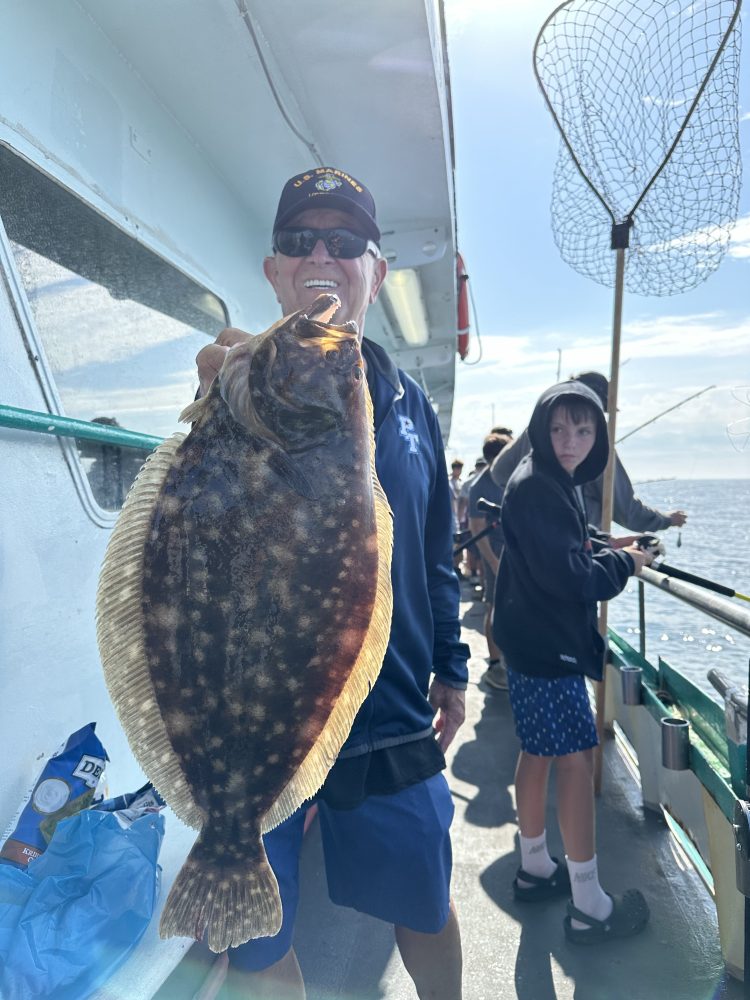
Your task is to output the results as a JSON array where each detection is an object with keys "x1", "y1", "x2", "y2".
[{"x1": 527, "y1": 380, "x2": 609, "y2": 485}]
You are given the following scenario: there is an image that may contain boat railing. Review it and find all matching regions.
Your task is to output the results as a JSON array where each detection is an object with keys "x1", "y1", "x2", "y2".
[
  {"x1": 638, "y1": 565, "x2": 750, "y2": 647},
  {"x1": 0, "y1": 403, "x2": 162, "y2": 450},
  {"x1": 606, "y1": 567, "x2": 749, "y2": 980}
]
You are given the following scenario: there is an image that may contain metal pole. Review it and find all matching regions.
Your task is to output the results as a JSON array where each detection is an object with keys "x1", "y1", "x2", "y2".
[
  {"x1": 638, "y1": 580, "x2": 646, "y2": 658},
  {"x1": 595, "y1": 245, "x2": 625, "y2": 795}
]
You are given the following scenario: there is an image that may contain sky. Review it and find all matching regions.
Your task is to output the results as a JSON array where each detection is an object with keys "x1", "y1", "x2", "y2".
[{"x1": 443, "y1": 0, "x2": 750, "y2": 481}]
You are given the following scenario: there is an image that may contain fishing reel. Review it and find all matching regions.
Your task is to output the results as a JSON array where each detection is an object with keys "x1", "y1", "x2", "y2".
[{"x1": 634, "y1": 534, "x2": 666, "y2": 567}]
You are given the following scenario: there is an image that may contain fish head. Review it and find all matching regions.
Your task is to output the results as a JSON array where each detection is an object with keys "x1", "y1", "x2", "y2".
[{"x1": 219, "y1": 294, "x2": 366, "y2": 451}]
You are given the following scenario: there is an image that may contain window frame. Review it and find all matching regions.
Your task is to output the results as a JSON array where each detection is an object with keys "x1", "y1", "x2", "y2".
[{"x1": 0, "y1": 142, "x2": 229, "y2": 527}]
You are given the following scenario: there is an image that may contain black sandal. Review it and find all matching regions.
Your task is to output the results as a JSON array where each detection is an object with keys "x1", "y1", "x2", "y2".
[
  {"x1": 564, "y1": 889, "x2": 650, "y2": 944},
  {"x1": 513, "y1": 858, "x2": 571, "y2": 902}
]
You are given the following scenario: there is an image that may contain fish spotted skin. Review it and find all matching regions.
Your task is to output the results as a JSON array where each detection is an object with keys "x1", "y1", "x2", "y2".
[{"x1": 96, "y1": 295, "x2": 393, "y2": 951}]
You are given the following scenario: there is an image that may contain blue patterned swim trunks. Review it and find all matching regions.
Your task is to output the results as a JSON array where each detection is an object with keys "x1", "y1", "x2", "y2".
[{"x1": 506, "y1": 667, "x2": 599, "y2": 757}]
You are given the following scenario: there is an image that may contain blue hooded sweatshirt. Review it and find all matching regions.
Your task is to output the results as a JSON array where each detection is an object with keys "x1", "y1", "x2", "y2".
[
  {"x1": 336, "y1": 338, "x2": 469, "y2": 758},
  {"x1": 492, "y1": 381, "x2": 634, "y2": 682}
]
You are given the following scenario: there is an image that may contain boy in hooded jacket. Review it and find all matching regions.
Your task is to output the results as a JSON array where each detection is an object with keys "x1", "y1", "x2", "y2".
[{"x1": 493, "y1": 380, "x2": 653, "y2": 944}]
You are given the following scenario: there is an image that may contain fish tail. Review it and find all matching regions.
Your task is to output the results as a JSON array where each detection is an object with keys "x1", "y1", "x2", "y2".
[{"x1": 159, "y1": 832, "x2": 282, "y2": 952}]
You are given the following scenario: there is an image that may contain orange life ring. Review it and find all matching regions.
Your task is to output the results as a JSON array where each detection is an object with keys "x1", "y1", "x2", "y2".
[{"x1": 457, "y1": 252, "x2": 470, "y2": 359}]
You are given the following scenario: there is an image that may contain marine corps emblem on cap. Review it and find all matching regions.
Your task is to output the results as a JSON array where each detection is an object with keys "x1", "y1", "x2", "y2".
[
  {"x1": 272, "y1": 167, "x2": 381, "y2": 244},
  {"x1": 315, "y1": 172, "x2": 343, "y2": 192}
]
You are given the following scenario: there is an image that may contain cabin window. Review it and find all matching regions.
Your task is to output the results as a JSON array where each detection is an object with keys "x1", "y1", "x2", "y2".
[{"x1": 0, "y1": 144, "x2": 228, "y2": 511}]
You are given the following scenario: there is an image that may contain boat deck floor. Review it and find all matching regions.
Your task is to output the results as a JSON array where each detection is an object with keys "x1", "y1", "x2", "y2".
[{"x1": 156, "y1": 584, "x2": 744, "y2": 1000}]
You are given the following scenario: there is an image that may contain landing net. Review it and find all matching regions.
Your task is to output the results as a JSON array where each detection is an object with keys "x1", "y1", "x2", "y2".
[{"x1": 533, "y1": 0, "x2": 743, "y2": 296}]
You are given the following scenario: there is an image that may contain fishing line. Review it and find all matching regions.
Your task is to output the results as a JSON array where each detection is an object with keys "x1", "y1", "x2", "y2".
[{"x1": 727, "y1": 384, "x2": 750, "y2": 453}]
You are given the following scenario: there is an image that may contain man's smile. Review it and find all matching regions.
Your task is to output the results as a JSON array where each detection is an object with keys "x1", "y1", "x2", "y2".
[{"x1": 304, "y1": 278, "x2": 338, "y2": 289}]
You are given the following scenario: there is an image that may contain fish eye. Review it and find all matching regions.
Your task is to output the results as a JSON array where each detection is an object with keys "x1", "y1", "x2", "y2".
[{"x1": 352, "y1": 366, "x2": 363, "y2": 381}]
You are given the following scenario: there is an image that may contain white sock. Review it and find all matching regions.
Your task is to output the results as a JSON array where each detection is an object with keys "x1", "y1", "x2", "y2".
[
  {"x1": 566, "y1": 855, "x2": 613, "y2": 929},
  {"x1": 518, "y1": 831, "x2": 557, "y2": 883}
]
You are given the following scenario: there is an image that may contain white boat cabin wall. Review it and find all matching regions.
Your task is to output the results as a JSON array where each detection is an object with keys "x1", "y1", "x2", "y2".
[{"x1": 0, "y1": 1, "x2": 458, "y2": 992}]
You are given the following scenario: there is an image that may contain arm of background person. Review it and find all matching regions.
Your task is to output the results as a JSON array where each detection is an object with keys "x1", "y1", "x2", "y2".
[
  {"x1": 612, "y1": 453, "x2": 686, "y2": 531},
  {"x1": 469, "y1": 516, "x2": 499, "y2": 576}
]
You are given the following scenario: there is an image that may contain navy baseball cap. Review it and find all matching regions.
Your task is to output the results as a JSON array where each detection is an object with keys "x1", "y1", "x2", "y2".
[{"x1": 273, "y1": 167, "x2": 380, "y2": 244}]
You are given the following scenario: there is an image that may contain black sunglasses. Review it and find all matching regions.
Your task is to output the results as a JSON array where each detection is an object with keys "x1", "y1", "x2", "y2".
[{"x1": 273, "y1": 227, "x2": 380, "y2": 260}]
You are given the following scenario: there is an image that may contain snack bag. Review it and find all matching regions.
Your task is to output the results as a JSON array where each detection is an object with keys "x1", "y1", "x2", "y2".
[
  {"x1": 94, "y1": 781, "x2": 166, "y2": 827},
  {"x1": 0, "y1": 723, "x2": 108, "y2": 867}
]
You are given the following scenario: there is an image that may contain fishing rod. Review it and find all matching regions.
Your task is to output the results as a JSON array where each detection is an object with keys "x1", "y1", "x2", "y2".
[
  {"x1": 653, "y1": 561, "x2": 750, "y2": 603},
  {"x1": 616, "y1": 385, "x2": 715, "y2": 444},
  {"x1": 452, "y1": 498, "x2": 502, "y2": 557},
  {"x1": 636, "y1": 535, "x2": 750, "y2": 603}
]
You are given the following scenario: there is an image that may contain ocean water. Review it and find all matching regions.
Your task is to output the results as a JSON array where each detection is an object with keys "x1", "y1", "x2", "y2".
[{"x1": 607, "y1": 479, "x2": 750, "y2": 701}]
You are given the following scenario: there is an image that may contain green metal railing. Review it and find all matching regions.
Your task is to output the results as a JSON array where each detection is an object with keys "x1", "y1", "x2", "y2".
[{"x1": 0, "y1": 404, "x2": 163, "y2": 450}]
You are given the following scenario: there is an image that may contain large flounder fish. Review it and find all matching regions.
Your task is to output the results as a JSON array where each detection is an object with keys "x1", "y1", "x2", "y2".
[{"x1": 96, "y1": 294, "x2": 393, "y2": 952}]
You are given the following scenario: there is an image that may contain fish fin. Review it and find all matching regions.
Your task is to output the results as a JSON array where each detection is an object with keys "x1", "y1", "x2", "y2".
[
  {"x1": 263, "y1": 385, "x2": 394, "y2": 831},
  {"x1": 268, "y1": 449, "x2": 318, "y2": 501},
  {"x1": 179, "y1": 395, "x2": 211, "y2": 424},
  {"x1": 96, "y1": 432, "x2": 204, "y2": 832},
  {"x1": 159, "y1": 831, "x2": 282, "y2": 952}
]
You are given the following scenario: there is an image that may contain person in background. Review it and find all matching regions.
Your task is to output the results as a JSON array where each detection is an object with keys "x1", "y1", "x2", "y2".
[
  {"x1": 194, "y1": 166, "x2": 468, "y2": 1000},
  {"x1": 82, "y1": 416, "x2": 148, "y2": 510},
  {"x1": 489, "y1": 372, "x2": 687, "y2": 534},
  {"x1": 449, "y1": 459, "x2": 466, "y2": 576},
  {"x1": 467, "y1": 432, "x2": 513, "y2": 690},
  {"x1": 458, "y1": 457, "x2": 486, "y2": 584},
  {"x1": 494, "y1": 379, "x2": 653, "y2": 944}
]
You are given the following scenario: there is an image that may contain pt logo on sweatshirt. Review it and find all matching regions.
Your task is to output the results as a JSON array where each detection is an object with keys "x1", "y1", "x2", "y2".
[{"x1": 398, "y1": 415, "x2": 420, "y2": 454}]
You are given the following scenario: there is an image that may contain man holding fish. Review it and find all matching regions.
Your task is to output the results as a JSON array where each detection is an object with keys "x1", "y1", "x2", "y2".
[{"x1": 196, "y1": 167, "x2": 469, "y2": 999}]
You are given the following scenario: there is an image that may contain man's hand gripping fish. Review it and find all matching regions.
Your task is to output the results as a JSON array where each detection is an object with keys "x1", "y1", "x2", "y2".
[{"x1": 96, "y1": 294, "x2": 393, "y2": 952}]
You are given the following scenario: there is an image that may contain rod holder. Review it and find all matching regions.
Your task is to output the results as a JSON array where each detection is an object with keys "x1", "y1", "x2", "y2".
[
  {"x1": 620, "y1": 666, "x2": 643, "y2": 705},
  {"x1": 661, "y1": 717, "x2": 690, "y2": 770}
]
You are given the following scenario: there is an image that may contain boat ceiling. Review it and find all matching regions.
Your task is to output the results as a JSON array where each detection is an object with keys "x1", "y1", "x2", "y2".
[{"x1": 75, "y1": 0, "x2": 458, "y2": 434}]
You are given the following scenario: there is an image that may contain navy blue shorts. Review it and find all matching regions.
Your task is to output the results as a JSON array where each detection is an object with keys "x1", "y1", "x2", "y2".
[
  {"x1": 228, "y1": 772, "x2": 455, "y2": 971},
  {"x1": 507, "y1": 667, "x2": 599, "y2": 757}
]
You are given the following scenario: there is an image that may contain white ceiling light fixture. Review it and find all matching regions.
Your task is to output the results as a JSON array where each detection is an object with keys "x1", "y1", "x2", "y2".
[{"x1": 384, "y1": 268, "x2": 430, "y2": 347}]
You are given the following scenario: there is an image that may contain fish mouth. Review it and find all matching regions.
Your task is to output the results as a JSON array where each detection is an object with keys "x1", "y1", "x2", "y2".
[
  {"x1": 298, "y1": 293, "x2": 360, "y2": 342},
  {"x1": 304, "y1": 292, "x2": 341, "y2": 324}
]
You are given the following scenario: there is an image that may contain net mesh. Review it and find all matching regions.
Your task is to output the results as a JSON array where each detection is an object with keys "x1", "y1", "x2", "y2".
[{"x1": 534, "y1": 0, "x2": 743, "y2": 296}]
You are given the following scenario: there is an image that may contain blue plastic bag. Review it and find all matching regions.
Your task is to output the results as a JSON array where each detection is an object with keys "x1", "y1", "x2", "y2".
[{"x1": 0, "y1": 805, "x2": 164, "y2": 1000}]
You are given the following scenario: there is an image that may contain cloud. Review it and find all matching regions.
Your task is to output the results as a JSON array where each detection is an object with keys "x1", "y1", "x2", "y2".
[
  {"x1": 463, "y1": 311, "x2": 749, "y2": 380},
  {"x1": 728, "y1": 214, "x2": 750, "y2": 259},
  {"x1": 637, "y1": 212, "x2": 750, "y2": 259},
  {"x1": 450, "y1": 311, "x2": 750, "y2": 477},
  {"x1": 621, "y1": 312, "x2": 750, "y2": 358}
]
